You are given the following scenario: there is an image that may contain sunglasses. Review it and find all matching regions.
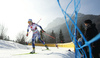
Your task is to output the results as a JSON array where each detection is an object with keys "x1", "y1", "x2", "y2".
[{"x1": 28, "y1": 21, "x2": 31, "y2": 23}]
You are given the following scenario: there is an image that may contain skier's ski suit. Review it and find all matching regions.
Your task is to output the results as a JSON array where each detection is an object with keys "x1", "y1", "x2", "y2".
[{"x1": 27, "y1": 23, "x2": 45, "y2": 48}]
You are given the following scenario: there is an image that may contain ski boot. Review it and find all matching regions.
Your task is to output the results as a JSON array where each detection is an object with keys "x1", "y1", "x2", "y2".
[
  {"x1": 45, "y1": 45, "x2": 49, "y2": 50},
  {"x1": 30, "y1": 48, "x2": 35, "y2": 54}
]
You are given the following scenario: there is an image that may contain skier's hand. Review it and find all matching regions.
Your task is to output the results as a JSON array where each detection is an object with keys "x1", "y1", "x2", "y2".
[
  {"x1": 26, "y1": 33, "x2": 28, "y2": 36},
  {"x1": 41, "y1": 29, "x2": 45, "y2": 33}
]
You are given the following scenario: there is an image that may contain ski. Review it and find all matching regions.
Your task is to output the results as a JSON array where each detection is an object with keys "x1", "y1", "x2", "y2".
[
  {"x1": 42, "y1": 49, "x2": 50, "y2": 51},
  {"x1": 16, "y1": 53, "x2": 37, "y2": 55}
]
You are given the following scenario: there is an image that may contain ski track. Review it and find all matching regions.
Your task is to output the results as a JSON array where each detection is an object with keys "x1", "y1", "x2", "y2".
[{"x1": 0, "y1": 40, "x2": 75, "y2": 58}]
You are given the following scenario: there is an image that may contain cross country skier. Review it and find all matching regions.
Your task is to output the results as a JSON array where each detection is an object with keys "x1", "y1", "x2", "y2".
[{"x1": 26, "y1": 19, "x2": 49, "y2": 53}]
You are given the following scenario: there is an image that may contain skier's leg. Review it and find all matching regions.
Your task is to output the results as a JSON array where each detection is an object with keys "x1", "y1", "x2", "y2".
[
  {"x1": 38, "y1": 37, "x2": 49, "y2": 49},
  {"x1": 37, "y1": 31, "x2": 49, "y2": 49},
  {"x1": 37, "y1": 31, "x2": 45, "y2": 44},
  {"x1": 31, "y1": 34, "x2": 36, "y2": 53},
  {"x1": 38, "y1": 37, "x2": 45, "y2": 45},
  {"x1": 32, "y1": 38, "x2": 35, "y2": 49}
]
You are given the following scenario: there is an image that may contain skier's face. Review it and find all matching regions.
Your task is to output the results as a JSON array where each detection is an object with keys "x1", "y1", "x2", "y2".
[{"x1": 28, "y1": 21, "x2": 32, "y2": 25}]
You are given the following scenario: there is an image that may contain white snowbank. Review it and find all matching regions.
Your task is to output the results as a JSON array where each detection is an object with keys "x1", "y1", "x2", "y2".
[{"x1": 0, "y1": 40, "x2": 29, "y2": 49}]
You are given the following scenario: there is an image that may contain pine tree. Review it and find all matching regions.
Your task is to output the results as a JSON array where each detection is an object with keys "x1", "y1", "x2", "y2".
[
  {"x1": 0, "y1": 25, "x2": 7, "y2": 40},
  {"x1": 59, "y1": 29, "x2": 64, "y2": 43},
  {"x1": 50, "y1": 30, "x2": 56, "y2": 43}
]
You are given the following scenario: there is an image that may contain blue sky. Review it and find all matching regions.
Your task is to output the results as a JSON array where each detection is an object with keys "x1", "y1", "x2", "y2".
[{"x1": 0, "y1": 0, "x2": 100, "y2": 40}]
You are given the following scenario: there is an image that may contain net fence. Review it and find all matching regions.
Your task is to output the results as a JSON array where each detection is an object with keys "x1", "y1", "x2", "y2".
[{"x1": 57, "y1": 0, "x2": 100, "y2": 58}]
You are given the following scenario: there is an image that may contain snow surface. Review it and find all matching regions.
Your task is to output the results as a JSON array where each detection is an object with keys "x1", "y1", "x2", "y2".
[{"x1": 0, "y1": 40, "x2": 75, "y2": 58}]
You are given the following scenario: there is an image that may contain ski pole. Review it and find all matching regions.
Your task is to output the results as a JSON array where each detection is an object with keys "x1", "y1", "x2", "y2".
[
  {"x1": 37, "y1": 18, "x2": 41, "y2": 24},
  {"x1": 42, "y1": 31, "x2": 55, "y2": 39}
]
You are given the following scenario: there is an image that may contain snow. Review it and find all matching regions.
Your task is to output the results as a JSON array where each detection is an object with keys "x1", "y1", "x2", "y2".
[
  {"x1": 0, "y1": 40, "x2": 75, "y2": 58},
  {"x1": 0, "y1": 40, "x2": 29, "y2": 49}
]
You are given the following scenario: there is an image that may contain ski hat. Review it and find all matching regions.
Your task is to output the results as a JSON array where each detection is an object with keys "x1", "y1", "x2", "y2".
[
  {"x1": 84, "y1": 19, "x2": 92, "y2": 24},
  {"x1": 28, "y1": 19, "x2": 32, "y2": 22}
]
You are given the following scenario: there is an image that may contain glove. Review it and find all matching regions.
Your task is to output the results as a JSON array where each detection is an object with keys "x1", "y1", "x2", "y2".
[
  {"x1": 26, "y1": 33, "x2": 28, "y2": 36},
  {"x1": 41, "y1": 29, "x2": 45, "y2": 33}
]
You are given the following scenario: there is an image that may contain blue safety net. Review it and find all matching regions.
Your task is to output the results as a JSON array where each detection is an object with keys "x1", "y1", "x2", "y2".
[{"x1": 57, "y1": 0, "x2": 100, "y2": 58}]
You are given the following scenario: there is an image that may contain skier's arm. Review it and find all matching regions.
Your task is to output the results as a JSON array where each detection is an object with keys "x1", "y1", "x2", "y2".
[
  {"x1": 35, "y1": 24, "x2": 45, "y2": 32},
  {"x1": 36, "y1": 24, "x2": 42, "y2": 29},
  {"x1": 26, "y1": 26, "x2": 29, "y2": 36}
]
